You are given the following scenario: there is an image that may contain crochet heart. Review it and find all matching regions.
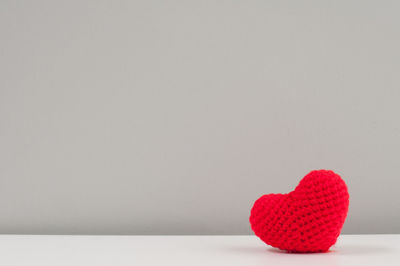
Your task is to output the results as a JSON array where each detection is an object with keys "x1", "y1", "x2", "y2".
[{"x1": 249, "y1": 170, "x2": 349, "y2": 253}]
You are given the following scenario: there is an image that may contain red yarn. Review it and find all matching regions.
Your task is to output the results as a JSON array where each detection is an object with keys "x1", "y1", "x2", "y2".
[{"x1": 249, "y1": 170, "x2": 349, "y2": 253}]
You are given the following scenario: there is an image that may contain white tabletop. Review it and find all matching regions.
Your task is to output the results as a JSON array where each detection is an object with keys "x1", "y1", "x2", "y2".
[{"x1": 0, "y1": 234, "x2": 398, "y2": 266}]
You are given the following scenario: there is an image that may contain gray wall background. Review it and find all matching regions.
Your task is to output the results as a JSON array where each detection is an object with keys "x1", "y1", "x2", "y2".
[{"x1": 1, "y1": 0, "x2": 400, "y2": 234}]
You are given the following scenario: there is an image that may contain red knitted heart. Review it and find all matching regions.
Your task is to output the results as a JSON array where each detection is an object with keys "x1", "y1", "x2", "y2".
[{"x1": 249, "y1": 170, "x2": 349, "y2": 253}]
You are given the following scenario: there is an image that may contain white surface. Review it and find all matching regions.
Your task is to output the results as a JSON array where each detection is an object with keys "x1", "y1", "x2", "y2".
[{"x1": 0, "y1": 235, "x2": 398, "y2": 266}]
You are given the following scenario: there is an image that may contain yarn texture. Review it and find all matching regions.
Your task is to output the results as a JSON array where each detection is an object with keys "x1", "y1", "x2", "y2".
[{"x1": 249, "y1": 170, "x2": 349, "y2": 253}]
